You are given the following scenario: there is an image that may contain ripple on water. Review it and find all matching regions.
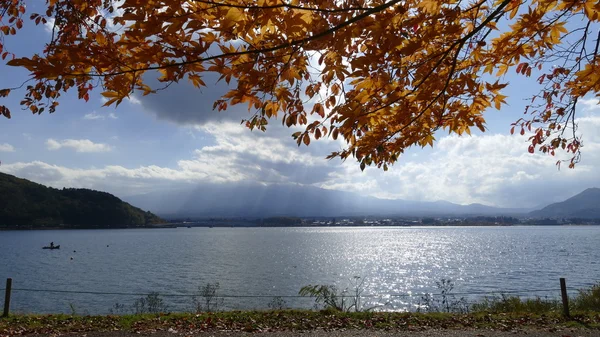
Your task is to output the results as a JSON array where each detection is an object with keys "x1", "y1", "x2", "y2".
[{"x1": 0, "y1": 226, "x2": 599, "y2": 313}]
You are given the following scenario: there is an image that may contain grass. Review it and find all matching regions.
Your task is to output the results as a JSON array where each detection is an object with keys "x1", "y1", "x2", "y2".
[
  {"x1": 572, "y1": 283, "x2": 600, "y2": 312},
  {"x1": 1, "y1": 310, "x2": 599, "y2": 335},
  {"x1": 2, "y1": 282, "x2": 599, "y2": 335},
  {"x1": 471, "y1": 295, "x2": 562, "y2": 314},
  {"x1": 470, "y1": 283, "x2": 600, "y2": 315}
]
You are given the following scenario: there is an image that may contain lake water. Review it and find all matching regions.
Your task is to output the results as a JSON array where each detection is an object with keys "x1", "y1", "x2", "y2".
[{"x1": 0, "y1": 226, "x2": 599, "y2": 314}]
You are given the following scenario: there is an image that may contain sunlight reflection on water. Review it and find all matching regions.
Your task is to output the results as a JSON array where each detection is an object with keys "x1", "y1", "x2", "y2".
[{"x1": 0, "y1": 226, "x2": 599, "y2": 314}]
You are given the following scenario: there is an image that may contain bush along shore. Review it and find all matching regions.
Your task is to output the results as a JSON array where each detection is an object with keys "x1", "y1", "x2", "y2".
[{"x1": 1, "y1": 280, "x2": 599, "y2": 335}]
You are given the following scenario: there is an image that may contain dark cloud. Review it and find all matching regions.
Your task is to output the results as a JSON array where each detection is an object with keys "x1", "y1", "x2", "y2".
[
  {"x1": 138, "y1": 73, "x2": 253, "y2": 125},
  {"x1": 135, "y1": 70, "x2": 346, "y2": 165}
]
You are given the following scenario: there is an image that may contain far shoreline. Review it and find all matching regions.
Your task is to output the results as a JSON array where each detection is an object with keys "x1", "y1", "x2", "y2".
[
  {"x1": 1, "y1": 223, "x2": 599, "y2": 231},
  {"x1": 0, "y1": 223, "x2": 177, "y2": 231}
]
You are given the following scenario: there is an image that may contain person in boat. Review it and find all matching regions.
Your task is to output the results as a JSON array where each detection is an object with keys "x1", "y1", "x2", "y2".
[{"x1": 50, "y1": 242, "x2": 54, "y2": 248}]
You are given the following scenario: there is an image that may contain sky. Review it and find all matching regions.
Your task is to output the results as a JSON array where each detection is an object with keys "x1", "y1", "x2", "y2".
[{"x1": 0, "y1": 5, "x2": 599, "y2": 209}]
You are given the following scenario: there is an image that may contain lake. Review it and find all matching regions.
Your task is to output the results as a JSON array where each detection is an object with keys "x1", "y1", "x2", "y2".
[{"x1": 0, "y1": 226, "x2": 599, "y2": 314}]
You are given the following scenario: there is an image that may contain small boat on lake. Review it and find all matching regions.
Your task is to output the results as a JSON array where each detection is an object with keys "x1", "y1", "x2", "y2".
[{"x1": 43, "y1": 242, "x2": 60, "y2": 249}]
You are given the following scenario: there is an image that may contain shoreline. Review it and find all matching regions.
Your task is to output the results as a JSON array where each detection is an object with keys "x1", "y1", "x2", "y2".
[
  {"x1": 0, "y1": 224, "x2": 177, "y2": 231},
  {"x1": 1, "y1": 223, "x2": 599, "y2": 231}
]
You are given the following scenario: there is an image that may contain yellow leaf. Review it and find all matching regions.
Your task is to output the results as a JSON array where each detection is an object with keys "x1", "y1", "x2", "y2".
[
  {"x1": 102, "y1": 97, "x2": 119, "y2": 106},
  {"x1": 223, "y1": 7, "x2": 244, "y2": 29},
  {"x1": 158, "y1": 68, "x2": 170, "y2": 81},
  {"x1": 5, "y1": 0, "x2": 595, "y2": 174},
  {"x1": 496, "y1": 64, "x2": 509, "y2": 77},
  {"x1": 584, "y1": 1, "x2": 600, "y2": 20},
  {"x1": 419, "y1": 0, "x2": 439, "y2": 13},
  {"x1": 509, "y1": 3, "x2": 520, "y2": 19},
  {"x1": 300, "y1": 12, "x2": 313, "y2": 25},
  {"x1": 484, "y1": 63, "x2": 494, "y2": 75},
  {"x1": 549, "y1": 24, "x2": 565, "y2": 44},
  {"x1": 188, "y1": 74, "x2": 205, "y2": 88},
  {"x1": 101, "y1": 91, "x2": 120, "y2": 98},
  {"x1": 493, "y1": 94, "x2": 507, "y2": 110}
]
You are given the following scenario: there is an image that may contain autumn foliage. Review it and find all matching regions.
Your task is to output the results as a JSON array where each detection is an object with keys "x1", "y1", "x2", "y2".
[{"x1": 1, "y1": 0, "x2": 599, "y2": 169}]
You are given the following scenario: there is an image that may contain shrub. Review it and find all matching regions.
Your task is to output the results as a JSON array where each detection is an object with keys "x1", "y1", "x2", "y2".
[
  {"x1": 418, "y1": 279, "x2": 469, "y2": 314},
  {"x1": 131, "y1": 292, "x2": 168, "y2": 314},
  {"x1": 572, "y1": 282, "x2": 600, "y2": 312},
  {"x1": 267, "y1": 296, "x2": 287, "y2": 310},
  {"x1": 192, "y1": 282, "x2": 224, "y2": 312},
  {"x1": 109, "y1": 302, "x2": 129, "y2": 315},
  {"x1": 471, "y1": 294, "x2": 560, "y2": 314},
  {"x1": 299, "y1": 276, "x2": 366, "y2": 312}
]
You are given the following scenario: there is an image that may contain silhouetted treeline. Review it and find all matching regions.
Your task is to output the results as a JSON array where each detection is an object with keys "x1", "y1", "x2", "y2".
[
  {"x1": 0, "y1": 173, "x2": 163, "y2": 229},
  {"x1": 259, "y1": 217, "x2": 303, "y2": 227}
]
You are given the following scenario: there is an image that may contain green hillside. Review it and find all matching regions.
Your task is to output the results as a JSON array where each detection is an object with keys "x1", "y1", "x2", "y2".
[{"x1": 0, "y1": 172, "x2": 164, "y2": 229}]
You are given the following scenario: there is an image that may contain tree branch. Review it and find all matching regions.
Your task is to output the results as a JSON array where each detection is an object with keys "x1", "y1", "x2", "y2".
[
  {"x1": 594, "y1": 29, "x2": 600, "y2": 58},
  {"x1": 362, "y1": 0, "x2": 512, "y2": 122},
  {"x1": 191, "y1": 0, "x2": 369, "y2": 13},
  {"x1": 66, "y1": 0, "x2": 403, "y2": 77}
]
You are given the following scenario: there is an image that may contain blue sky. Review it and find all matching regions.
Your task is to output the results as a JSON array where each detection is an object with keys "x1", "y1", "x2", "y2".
[{"x1": 1, "y1": 8, "x2": 599, "y2": 209}]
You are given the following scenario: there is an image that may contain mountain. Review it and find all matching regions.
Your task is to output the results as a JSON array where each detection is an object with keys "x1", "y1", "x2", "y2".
[
  {"x1": 528, "y1": 188, "x2": 600, "y2": 219},
  {"x1": 124, "y1": 183, "x2": 530, "y2": 218},
  {"x1": 0, "y1": 172, "x2": 164, "y2": 229}
]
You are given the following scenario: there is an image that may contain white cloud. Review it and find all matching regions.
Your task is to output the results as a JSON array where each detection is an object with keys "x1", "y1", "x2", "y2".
[
  {"x1": 580, "y1": 98, "x2": 600, "y2": 116},
  {"x1": 0, "y1": 143, "x2": 15, "y2": 152},
  {"x1": 2, "y1": 122, "x2": 338, "y2": 195},
  {"x1": 318, "y1": 117, "x2": 600, "y2": 208},
  {"x1": 46, "y1": 139, "x2": 113, "y2": 153},
  {"x1": 43, "y1": 17, "x2": 55, "y2": 33},
  {"x1": 3, "y1": 113, "x2": 600, "y2": 209},
  {"x1": 0, "y1": 161, "x2": 205, "y2": 197},
  {"x1": 100, "y1": 96, "x2": 140, "y2": 106},
  {"x1": 176, "y1": 121, "x2": 336, "y2": 185},
  {"x1": 83, "y1": 111, "x2": 118, "y2": 120},
  {"x1": 128, "y1": 95, "x2": 141, "y2": 105},
  {"x1": 83, "y1": 112, "x2": 103, "y2": 120}
]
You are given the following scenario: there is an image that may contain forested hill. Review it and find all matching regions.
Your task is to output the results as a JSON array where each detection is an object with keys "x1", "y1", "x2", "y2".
[
  {"x1": 528, "y1": 188, "x2": 600, "y2": 219},
  {"x1": 0, "y1": 172, "x2": 164, "y2": 229}
]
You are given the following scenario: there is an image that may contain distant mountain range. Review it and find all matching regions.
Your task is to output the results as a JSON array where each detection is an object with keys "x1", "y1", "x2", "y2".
[
  {"x1": 528, "y1": 188, "x2": 600, "y2": 219},
  {"x1": 124, "y1": 183, "x2": 533, "y2": 218},
  {"x1": 0, "y1": 172, "x2": 164, "y2": 229},
  {"x1": 2, "y1": 172, "x2": 597, "y2": 227}
]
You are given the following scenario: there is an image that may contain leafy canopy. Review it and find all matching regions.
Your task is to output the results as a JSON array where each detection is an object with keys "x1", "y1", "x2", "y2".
[{"x1": 1, "y1": 0, "x2": 599, "y2": 170}]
